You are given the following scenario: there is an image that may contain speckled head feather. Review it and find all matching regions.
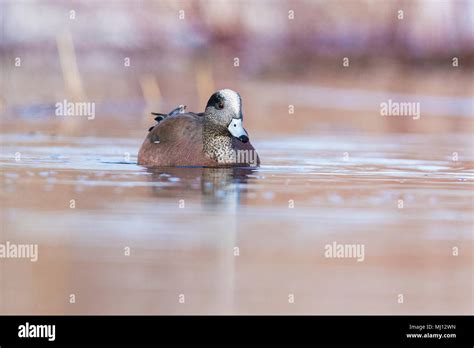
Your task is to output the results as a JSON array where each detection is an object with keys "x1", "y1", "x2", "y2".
[{"x1": 205, "y1": 89, "x2": 242, "y2": 123}]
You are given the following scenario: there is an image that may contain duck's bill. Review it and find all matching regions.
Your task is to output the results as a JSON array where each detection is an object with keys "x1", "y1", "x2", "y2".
[{"x1": 228, "y1": 118, "x2": 249, "y2": 143}]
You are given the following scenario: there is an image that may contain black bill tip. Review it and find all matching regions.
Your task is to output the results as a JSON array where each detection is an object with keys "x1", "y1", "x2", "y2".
[{"x1": 238, "y1": 135, "x2": 249, "y2": 143}]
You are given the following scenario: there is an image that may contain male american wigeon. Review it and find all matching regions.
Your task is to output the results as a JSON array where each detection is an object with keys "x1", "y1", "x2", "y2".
[{"x1": 138, "y1": 89, "x2": 260, "y2": 167}]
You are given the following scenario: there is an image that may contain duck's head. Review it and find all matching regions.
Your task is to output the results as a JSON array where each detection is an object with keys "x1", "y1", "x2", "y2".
[{"x1": 205, "y1": 89, "x2": 249, "y2": 143}]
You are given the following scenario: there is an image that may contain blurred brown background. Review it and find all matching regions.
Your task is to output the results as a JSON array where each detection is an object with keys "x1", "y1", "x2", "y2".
[{"x1": 1, "y1": 0, "x2": 473, "y2": 138}]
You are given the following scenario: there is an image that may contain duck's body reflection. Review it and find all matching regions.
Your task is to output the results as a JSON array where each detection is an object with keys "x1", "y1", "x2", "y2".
[
  {"x1": 144, "y1": 166, "x2": 256, "y2": 310},
  {"x1": 146, "y1": 167, "x2": 255, "y2": 207}
]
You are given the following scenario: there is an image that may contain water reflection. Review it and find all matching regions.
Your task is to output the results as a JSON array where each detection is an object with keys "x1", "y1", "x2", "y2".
[
  {"x1": 1, "y1": 134, "x2": 472, "y2": 314},
  {"x1": 146, "y1": 167, "x2": 255, "y2": 207}
]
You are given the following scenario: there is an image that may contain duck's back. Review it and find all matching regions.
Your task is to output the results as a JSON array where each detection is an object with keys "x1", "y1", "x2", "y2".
[{"x1": 138, "y1": 113, "x2": 216, "y2": 167}]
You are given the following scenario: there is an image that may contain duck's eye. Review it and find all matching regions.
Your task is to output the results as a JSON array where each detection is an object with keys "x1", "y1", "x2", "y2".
[{"x1": 217, "y1": 102, "x2": 224, "y2": 109}]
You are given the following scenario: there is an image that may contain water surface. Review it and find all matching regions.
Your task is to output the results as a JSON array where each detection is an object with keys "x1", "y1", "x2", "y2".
[{"x1": 1, "y1": 133, "x2": 472, "y2": 314}]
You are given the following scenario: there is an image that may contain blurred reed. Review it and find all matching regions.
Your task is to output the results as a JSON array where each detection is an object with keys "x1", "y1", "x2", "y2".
[
  {"x1": 56, "y1": 30, "x2": 85, "y2": 135},
  {"x1": 195, "y1": 60, "x2": 215, "y2": 108},
  {"x1": 139, "y1": 75, "x2": 162, "y2": 125}
]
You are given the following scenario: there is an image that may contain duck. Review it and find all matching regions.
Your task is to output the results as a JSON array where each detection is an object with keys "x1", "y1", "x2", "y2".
[{"x1": 138, "y1": 89, "x2": 260, "y2": 167}]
